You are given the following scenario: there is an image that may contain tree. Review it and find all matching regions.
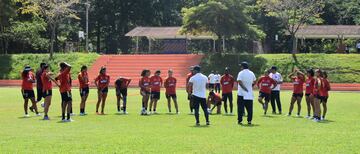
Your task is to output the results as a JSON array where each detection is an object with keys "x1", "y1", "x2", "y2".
[
  {"x1": 258, "y1": 0, "x2": 324, "y2": 62},
  {"x1": 26, "y1": 0, "x2": 79, "y2": 58},
  {"x1": 0, "y1": 0, "x2": 16, "y2": 54},
  {"x1": 181, "y1": 0, "x2": 264, "y2": 52},
  {"x1": 322, "y1": 0, "x2": 360, "y2": 25}
]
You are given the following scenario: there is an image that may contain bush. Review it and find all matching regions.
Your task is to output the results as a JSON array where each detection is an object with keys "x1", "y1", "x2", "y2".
[
  {"x1": 200, "y1": 53, "x2": 360, "y2": 83},
  {"x1": 0, "y1": 53, "x2": 99, "y2": 80}
]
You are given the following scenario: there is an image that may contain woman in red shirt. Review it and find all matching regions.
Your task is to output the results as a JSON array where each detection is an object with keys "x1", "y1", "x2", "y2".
[
  {"x1": 164, "y1": 69, "x2": 178, "y2": 114},
  {"x1": 313, "y1": 69, "x2": 323, "y2": 122},
  {"x1": 41, "y1": 64, "x2": 58, "y2": 120},
  {"x1": 78, "y1": 65, "x2": 89, "y2": 116},
  {"x1": 207, "y1": 91, "x2": 222, "y2": 114},
  {"x1": 257, "y1": 70, "x2": 277, "y2": 115},
  {"x1": 320, "y1": 71, "x2": 331, "y2": 120},
  {"x1": 287, "y1": 69, "x2": 305, "y2": 117},
  {"x1": 21, "y1": 66, "x2": 40, "y2": 117},
  {"x1": 305, "y1": 69, "x2": 315, "y2": 118},
  {"x1": 139, "y1": 69, "x2": 151, "y2": 115},
  {"x1": 94, "y1": 67, "x2": 110, "y2": 115}
]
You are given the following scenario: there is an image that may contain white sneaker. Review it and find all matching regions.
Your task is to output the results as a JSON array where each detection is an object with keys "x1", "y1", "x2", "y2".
[
  {"x1": 313, "y1": 118, "x2": 320, "y2": 122},
  {"x1": 70, "y1": 113, "x2": 76, "y2": 116},
  {"x1": 36, "y1": 113, "x2": 42, "y2": 116},
  {"x1": 62, "y1": 119, "x2": 68, "y2": 122},
  {"x1": 320, "y1": 117, "x2": 325, "y2": 121},
  {"x1": 123, "y1": 111, "x2": 128, "y2": 115},
  {"x1": 79, "y1": 113, "x2": 85, "y2": 116},
  {"x1": 66, "y1": 119, "x2": 74, "y2": 122},
  {"x1": 286, "y1": 114, "x2": 291, "y2": 117},
  {"x1": 24, "y1": 114, "x2": 30, "y2": 117},
  {"x1": 296, "y1": 114, "x2": 300, "y2": 117},
  {"x1": 230, "y1": 112, "x2": 234, "y2": 115},
  {"x1": 176, "y1": 112, "x2": 180, "y2": 115},
  {"x1": 305, "y1": 115, "x2": 310, "y2": 119}
]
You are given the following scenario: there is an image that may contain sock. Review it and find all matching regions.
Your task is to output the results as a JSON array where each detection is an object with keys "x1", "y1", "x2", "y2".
[
  {"x1": 62, "y1": 113, "x2": 65, "y2": 120},
  {"x1": 117, "y1": 105, "x2": 120, "y2": 111},
  {"x1": 67, "y1": 113, "x2": 70, "y2": 120},
  {"x1": 70, "y1": 108, "x2": 73, "y2": 114}
]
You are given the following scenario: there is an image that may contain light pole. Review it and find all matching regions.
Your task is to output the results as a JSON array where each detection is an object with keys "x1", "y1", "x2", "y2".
[{"x1": 85, "y1": 0, "x2": 90, "y2": 53}]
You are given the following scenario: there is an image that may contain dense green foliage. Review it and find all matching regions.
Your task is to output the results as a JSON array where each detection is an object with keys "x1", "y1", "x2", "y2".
[
  {"x1": 0, "y1": 53, "x2": 98, "y2": 79},
  {"x1": 1, "y1": 88, "x2": 359, "y2": 153},
  {"x1": 1, "y1": 0, "x2": 360, "y2": 54},
  {"x1": 200, "y1": 53, "x2": 360, "y2": 83}
]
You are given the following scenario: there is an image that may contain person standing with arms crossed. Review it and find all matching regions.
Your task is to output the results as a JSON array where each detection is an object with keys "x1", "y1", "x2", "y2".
[
  {"x1": 269, "y1": 66, "x2": 283, "y2": 114},
  {"x1": 220, "y1": 67, "x2": 235, "y2": 115},
  {"x1": 56, "y1": 62, "x2": 73, "y2": 122},
  {"x1": 187, "y1": 65, "x2": 210, "y2": 126},
  {"x1": 237, "y1": 62, "x2": 256, "y2": 125},
  {"x1": 78, "y1": 65, "x2": 89, "y2": 116}
]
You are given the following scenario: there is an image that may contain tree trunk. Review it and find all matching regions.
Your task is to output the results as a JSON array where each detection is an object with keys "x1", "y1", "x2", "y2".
[
  {"x1": 50, "y1": 25, "x2": 55, "y2": 59},
  {"x1": 291, "y1": 34, "x2": 298, "y2": 63},
  {"x1": 96, "y1": 21, "x2": 101, "y2": 53}
]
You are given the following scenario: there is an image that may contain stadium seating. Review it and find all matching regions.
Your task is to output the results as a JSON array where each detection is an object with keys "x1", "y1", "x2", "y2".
[{"x1": 87, "y1": 54, "x2": 204, "y2": 88}]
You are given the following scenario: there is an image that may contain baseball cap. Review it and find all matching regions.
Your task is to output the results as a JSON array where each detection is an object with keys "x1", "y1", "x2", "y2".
[
  {"x1": 193, "y1": 65, "x2": 201, "y2": 71},
  {"x1": 240, "y1": 61, "x2": 249, "y2": 69},
  {"x1": 24, "y1": 66, "x2": 31, "y2": 71}
]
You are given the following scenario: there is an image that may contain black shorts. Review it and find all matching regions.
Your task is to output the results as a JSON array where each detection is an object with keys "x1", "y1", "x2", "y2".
[
  {"x1": 36, "y1": 87, "x2": 43, "y2": 99},
  {"x1": 80, "y1": 87, "x2": 89, "y2": 97},
  {"x1": 166, "y1": 94, "x2": 177, "y2": 99},
  {"x1": 22, "y1": 90, "x2": 35, "y2": 99},
  {"x1": 259, "y1": 91, "x2": 271, "y2": 101},
  {"x1": 99, "y1": 87, "x2": 108, "y2": 93},
  {"x1": 305, "y1": 93, "x2": 311, "y2": 97},
  {"x1": 61, "y1": 91, "x2": 72, "y2": 102},
  {"x1": 319, "y1": 96, "x2": 328, "y2": 103},
  {"x1": 42, "y1": 90, "x2": 52, "y2": 97},
  {"x1": 187, "y1": 94, "x2": 192, "y2": 100},
  {"x1": 222, "y1": 93, "x2": 233, "y2": 102},
  {"x1": 292, "y1": 93, "x2": 304, "y2": 98},
  {"x1": 209, "y1": 83, "x2": 215, "y2": 89},
  {"x1": 116, "y1": 88, "x2": 128, "y2": 97},
  {"x1": 151, "y1": 92, "x2": 160, "y2": 100}
]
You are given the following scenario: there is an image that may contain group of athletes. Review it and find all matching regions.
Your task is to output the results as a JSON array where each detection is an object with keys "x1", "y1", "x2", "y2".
[{"x1": 20, "y1": 61, "x2": 330, "y2": 123}]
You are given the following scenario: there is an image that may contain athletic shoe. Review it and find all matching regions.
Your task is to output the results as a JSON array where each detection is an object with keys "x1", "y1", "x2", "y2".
[
  {"x1": 43, "y1": 116, "x2": 50, "y2": 120},
  {"x1": 313, "y1": 118, "x2": 320, "y2": 122},
  {"x1": 123, "y1": 111, "x2": 128, "y2": 115},
  {"x1": 286, "y1": 114, "x2": 291, "y2": 117},
  {"x1": 248, "y1": 121, "x2": 252, "y2": 125},
  {"x1": 195, "y1": 123, "x2": 200, "y2": 126},
  {"x1": 206, "y1": 121, "x2": 210, "y2": 125},
  {"x1": 238, "y1": 122, "x2": 243, "y2": 125},
  {"x1": 296, "y1": 114, "x2": 300, "y2": 117},
  {"x1": 70, "y1": 113, "x2": 76, "y2": 116},
  {"x1": 278, "y1": 111, "x2": 282, "y2": 115},
  {"x1": 305, "y1": 115, "x2": 311, "y2": 119},
  {"x1": 320, "y1": 117, "x2": 325, "y2": 121},
  {"x1": 61, "y1": 119, "x2": 67, "y2": 122},
  {"x1": 230, "y1": 112, "x2": 234, "y2": 115},
  {"x1": 24, "y1": 114, "x2": 30, "y2": 117},
  {"x1": 79, "y1": 113, "x2": 85, "y2": 116},
  {"x1": 36, "y1": 113, "x2": 41, "y2": 116},
  {"x1": 29, "y1": 107, "x2": 34, "y2": 113},
  {"x1": 96, "y1": 112, "x2": 101, "y2": 115},
  {"x1": 66, "y1": 119, "x2": 74, "y2": 122}
]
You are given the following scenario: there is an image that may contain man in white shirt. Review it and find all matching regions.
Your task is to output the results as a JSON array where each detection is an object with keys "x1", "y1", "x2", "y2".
[
  {"x1": 214, "y1": 71, "x2": 221, "y2": 93},
  {"x1": 208, "y1": 71, "x2": 216, "y2": 90},
  {"x1": 188, "y1": 65, "x2": 210, "y2": 126},
  {"x1": 237, "y1": 62, "x2": 256, "y2": 125},
  {"x1": 269, "y1": 66, "x2": 283, "y2": 114}
]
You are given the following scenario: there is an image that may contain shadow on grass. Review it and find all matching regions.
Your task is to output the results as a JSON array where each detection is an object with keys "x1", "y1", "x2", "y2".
[
  {"x1": 318, "y1": 119, "x2": 335, "y2": 124},
  {"x1": 239, "y1": 124, "x2": 260, "y2": 127},
  {"x1": 222, "y1": 114, "x2": 236, "y2": 117},
  {"x1": 17, "y1": 116, "x2": 31, "y2": 119},
  {"x1": 261, "y1": 115, "x2": 279, "y2": 118},
  {"x1": 189, "y1": 125, "x2": 211, "y2": 128}
]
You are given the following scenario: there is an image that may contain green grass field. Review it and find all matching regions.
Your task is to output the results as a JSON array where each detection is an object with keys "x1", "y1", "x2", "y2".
[{"x1": 0, "y1": 87, "x2": 359, "y2": 153}]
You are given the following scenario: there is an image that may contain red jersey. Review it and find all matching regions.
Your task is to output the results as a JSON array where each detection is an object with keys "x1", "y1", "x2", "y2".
[
  {"x1": 78, "y1": 72, "x2": 89, "y2": 89},
  {"x1": 57, "y1": 68, "x2": 72, "y2": 93},
  {"x1": 186, "y1": 72, "x2": 194, "y2": 84},
  {"x1": 115, "y1": 78, "x2": 131, "y2": 89},
  {"x1": 305, "y1": 77, "x2": 315, "y2": 94},
  {"x1": 164, "y1": 77, "x2": 177, "y2": 95},
  {"x1": 220, "y1": 74, "x2": 234, "y2": 94},
  {"x1": 320, "y1": 78, "x2": 330, "y2": 97},
  {"x1": 150, "y1": 75, "x2": 163, "y2": 92},
  {"x1": 21, "y1": 71, "x2": 35, "y2": 90},
  {"x1": 95, "y1": 74, "x2": 110, "y2": 89},
  {"x1": 139, "y1": 76, "x2": 151, "y2": 92},
  {"x1": 313, "y1": 78, "x2": 322, "y2": 95},
  {"x1": 210, "y1": 93, "x2": 222, "y2": 102},
  {"x1": 41, "y1": 72, "x2": 52, "y2": 91},
  {"x1": 292, "y1": 76, "x2": 305, "y2": 94},
  {"x1": 257, "y1": 76, "x2": 276, "y2": 94}
]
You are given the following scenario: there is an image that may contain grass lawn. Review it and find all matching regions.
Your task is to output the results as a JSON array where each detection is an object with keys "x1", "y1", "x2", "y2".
[{"x1": 0, "y1": 87, "x2": 359, "y2": 153}]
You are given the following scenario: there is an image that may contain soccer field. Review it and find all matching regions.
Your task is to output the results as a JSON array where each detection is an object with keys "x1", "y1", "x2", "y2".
[{"x1": 0, "y1": 87, "x2": 359, "y2": 153}]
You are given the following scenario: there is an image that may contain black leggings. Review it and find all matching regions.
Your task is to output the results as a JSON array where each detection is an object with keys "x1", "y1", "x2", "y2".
[
  {"x1": 192, "y1": 95, "x2": 209, "y2": 123},
  {"x1": 222, "y1": 93, "x2": 233, "y2": 113},
  {"x1": 270, "y1": 91, "x2": 282, "y2": 113}
]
